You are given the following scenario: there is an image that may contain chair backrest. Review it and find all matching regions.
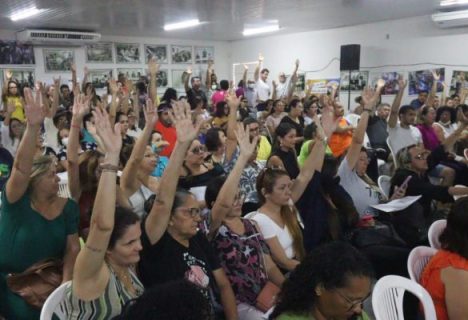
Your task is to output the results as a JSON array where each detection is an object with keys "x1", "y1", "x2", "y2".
[
  {"x1": 407, "y1": 246, "x2": 437, "y2": 283},
  {"x1": 386, "y1": 137, "x2": 398, "y2": 168},
  {"x1": 40, "y1": 281, "x2": 70, "y2": 320},
  {"x1": 377, "y1": 175, "x2": 392, "y2": 199},
  {"x1": 372, "y1": 275, "x2": 437, "y2": 320},
  {"x1": 428, "y1": 219, "x2": 447, "y2": 249}
]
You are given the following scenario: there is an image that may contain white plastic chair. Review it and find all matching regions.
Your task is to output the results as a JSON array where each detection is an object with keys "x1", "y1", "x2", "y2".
[
  {"x1": 40, "y1": 281, "x2": 70, "y2": 320},
  {"x1": 386, "y1": 137, "x2": 398, "y2": 169},
  {"x1": 428, "y1": 219, "x2": 446, "y2": 249},
  {"x1": 377, "y1": 175, "x2": 392, "y2": 199},
  {"x1": 372, "y1": 275, "x2": 437, "y2": 320},
  {"x1": 407, "y1": 246, "x2": 437, "y2": 283}
]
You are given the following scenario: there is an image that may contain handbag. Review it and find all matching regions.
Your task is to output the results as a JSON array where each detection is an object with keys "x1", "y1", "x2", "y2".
[{"x1": 6, "y1": 258, "x2": 63, "y2": 309}]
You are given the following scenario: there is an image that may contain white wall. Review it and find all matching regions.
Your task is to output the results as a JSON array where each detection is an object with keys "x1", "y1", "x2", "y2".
[
  {"x1": 229, "y1": 15, "x2": 468, "y2": 109},
  {"x1": 0, "y1": 30, "x2": 231, "y2": 95}
]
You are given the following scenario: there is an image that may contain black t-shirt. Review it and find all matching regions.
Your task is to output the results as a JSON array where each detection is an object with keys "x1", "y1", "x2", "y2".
[
  {"x1": 271, "y1": 148, "x2": 300, "y2": 179},
  {"x1": 138, "y1": 222, "x2": 221, "y2": 302},
  {"x1": 187, "y1": 88, "x2": 208, "y2": 107},
  {"x1": 279, "y1": 115, "x2": 305, "y2": 154}
]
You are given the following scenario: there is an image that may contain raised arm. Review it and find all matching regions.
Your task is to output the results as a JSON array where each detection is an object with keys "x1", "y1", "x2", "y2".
[
  {"x1": 67, "y1": 94, "x2": 91, "y2": 201},
  {"x1": 208, "y1": 124, "x2": 258, "y2": 239},
  {"x1": 148, "y1": 57, "x2": 159, "y2": 104},
  {"x1": 184, "y1": 67, "x2": 192, "y2": 93},
  {"x1": 346, "y1": 81, "x2": 384, "y2": 169},
  {"x1": 45, "y1": 77, "x2": 61, "y2": 119},
  {"x1": 426, "y1": 70, "x2": 439, "y2": 108},
  {"x1": 254, "y1": 53, "x2": 263, "y2": 82},
  {"x1": 388, "y1": 78, "x2": 407, "y2": 128},
  {"x1": 442, "y1": 110, "x2": 468, "y2": 151},
  {"x1": 5, "y1": 88, "x2": 45, "y2": 203},
  {"x1": 224, "y1": 91, "x2": 241, "y2": 162},
  {"x1": 71, "y1": 64, "x2": 77, "y2": 91},
  {"x1": 108, "y1": 79, "x2": 119, "y2": 125},
  {"x1": 242, "y1": 64, "x2": 248, "y2": 88},
  {"x1": 120, "y1": 99, "x2": 158, "y2": 197},
  {"x1": 72, "y1": 107, "x2": 122, "y2": 300},
  {"x1": 81, "y1": 67, "x2": 89, "y2": 93},
  {"x1": 206, "y1": 60, "x2": 213, "y2": 88},
  {"x1": 271, "y1": 80, "x2": 278, "y2": 101},
  {"x1": 145, "y1": 101, "x2": 202, "y2": 245}
]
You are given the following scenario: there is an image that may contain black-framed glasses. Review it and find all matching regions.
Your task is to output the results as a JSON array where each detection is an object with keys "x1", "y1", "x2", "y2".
[
  {"x1": 190, "y1": 145, "x2": 206, "y2": 155},
  {"x1": 335, "y1": 290, "x2": 370, "y2": 311},
  {"x1": 177, "y1": 207, "x2": 202, "y2": 218}
]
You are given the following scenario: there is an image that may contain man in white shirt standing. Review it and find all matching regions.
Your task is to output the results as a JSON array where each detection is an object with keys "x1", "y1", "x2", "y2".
[{"x1": 254, "y1": 54, "x2": 270, "y2": 103}]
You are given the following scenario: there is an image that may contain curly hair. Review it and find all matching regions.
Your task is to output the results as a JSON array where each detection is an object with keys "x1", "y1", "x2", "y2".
[
  {"x1": 270, "y1": 242, "x2": 374, "y2": 319},
  {"x1": 117, "y1": 280, "x2": 212, "y2": 320},
  {"x1": 439, "y1": 197, "x2": 468, "y2": 259}
]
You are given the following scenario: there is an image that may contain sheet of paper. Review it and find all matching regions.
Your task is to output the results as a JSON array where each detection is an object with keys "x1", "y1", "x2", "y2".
[
  {"x1": 371, "y1": 195, "x2": 422, "y2": 212},
  {"x1": 190, "y1": 186, "x2": 207, "y2": 201}
]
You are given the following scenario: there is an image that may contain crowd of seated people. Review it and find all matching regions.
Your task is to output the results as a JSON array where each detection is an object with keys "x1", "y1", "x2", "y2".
[{"x1": 0, "y1": 53, "x2": 467, "y2": 320}]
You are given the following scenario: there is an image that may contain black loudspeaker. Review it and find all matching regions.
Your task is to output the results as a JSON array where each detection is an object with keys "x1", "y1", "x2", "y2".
[{"x1": 340, "y1": 44, "x2": 361, "y2": 71}]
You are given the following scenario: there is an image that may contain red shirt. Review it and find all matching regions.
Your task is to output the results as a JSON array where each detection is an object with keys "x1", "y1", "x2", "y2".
[{"x1": 154, "y1": 120, "x2": 177, "y2": 157}]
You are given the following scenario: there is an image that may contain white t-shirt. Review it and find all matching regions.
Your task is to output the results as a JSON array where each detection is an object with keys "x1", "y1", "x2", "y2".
[
  {"x1": 255, "y1": 79, "x2": 270, "y2": 102},
  {"x1": 345, "y1": 114, "x2": 371, "y2": 148},
  {"x1": 387, "y1": 122, "x2": 423, "y2": 155},
  {"x1": 338, "y1": 158, "x2": 382, "y2": 217},
  {"x1": 248, "y1": 212, "x2": 295, "y2": 259},
  {"x1": 0, "y1": 123, "x2": 19, "y2": 157},
  {"x1": 276, "y1": 80, "x2": 290, "y2": 99}
]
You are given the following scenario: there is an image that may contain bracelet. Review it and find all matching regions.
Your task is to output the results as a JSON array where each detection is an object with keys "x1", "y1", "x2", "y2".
[
  {"x1": 362, "y1": 108, "x2": 373, "y2": 113},
  {"x1": 100, "y1": 163, "x2": 119, "y2": 172},
  {"x1": 71, "y1": 124, "x2": 80, "y2": 129}
]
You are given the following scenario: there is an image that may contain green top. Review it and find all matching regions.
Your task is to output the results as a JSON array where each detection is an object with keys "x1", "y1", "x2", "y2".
[
  {"x1": 0, "y1": 189, "x2": 79, "y2": 319},
  {"x1": 276, "y1": 311, "x2": 371, "y2": 320},
  {"x1": 298, "y1": 139, "x2": 333, "y2": 168}
]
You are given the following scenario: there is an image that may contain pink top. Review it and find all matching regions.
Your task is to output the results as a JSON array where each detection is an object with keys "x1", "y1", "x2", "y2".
[
  {"x1": 211, "y1": 90, "x2": 227, "y2": 107},
  {"x1": 416, "y1": 124, "x2": 440, "y2": 151}
]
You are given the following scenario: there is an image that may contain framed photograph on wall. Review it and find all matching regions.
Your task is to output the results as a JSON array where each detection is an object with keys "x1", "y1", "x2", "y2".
[
  {"x1": 450, "y1": 70, "x2": 468, "y2": 95},
  {"x1": 117, "y1": 68, "x2": 144, "y2": 81},
  {"x1": 171, "y1": 45, "x2": 192, "y2": 64},
  {"x1": 116, "y1": 43, "x2": 141, "y2": 64},
  {"x1": 157, "y1": 69, "x2": 168, "y2": 88},
  {"x1": 0, "y1": 41, "x2": 35, "y2": 65},
  {"x1": 43, "y1": 49, "x2": 74, "y2": 72},
  {"x1": 88, "y1": 69, "x2": 112, "y2": 89},
  {"x1": 408, "y1": 68, "x2": 445, "y2": 95},
  {"x1": 171, "y1": 69, "x2": 186, "y2": 89},
  {"x1": 194, "y1": 46, "x2": 214, "y2": 64},
  {"x1": 369, "y1": 72, "x2": 404, "y2": 95},
  {"x1": 145, "y1": 44, "x2": 168, "y2": 63},
  {"x1": 86, "y1": 43, "x2": 113, "y2": 63},
  {"x1": 340, "y1": 71, "x2": 369, "y2": 91},
  {"x1": 2, "y1": 68, "x2": 35, "y2": 88}
]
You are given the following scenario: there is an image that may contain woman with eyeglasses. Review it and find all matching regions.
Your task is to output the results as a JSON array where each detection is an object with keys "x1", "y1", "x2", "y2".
[
  {"x1": 1, "y1": 101, "x2": 24, "y2": 157},
  {"x1": 119, "y1": 99, "x2": 159, "y2": 218},
  {"x1": 138, "y1": 102, "x2": 238, "y2": 319},
  {"x1": 270, "y1": 242, "x2": 374, "y2": 320},
  {"x1": 1, "y1": 78, "x2": 25, "y2": 122},
  {"x1": 205, "y1": 124, "x2": 285, "y2": 319}
]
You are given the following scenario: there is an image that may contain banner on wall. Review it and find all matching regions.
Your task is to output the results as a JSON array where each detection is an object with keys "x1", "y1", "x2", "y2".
[
  {"x1": 369, "y1": 72, "x2": 404, "y2": 95},
  {"x1": 0, "y1": 41, "x2": 35, "y2": 65},
  {"x1": 306, "y1": 79, "x2": 340, "y2": 94},
  {"x1": 450, "y1": 70, "x2": 468, "y2": 95},
  {"x1": 408, "y1": 68, "x2": 445, "y2": 95}
]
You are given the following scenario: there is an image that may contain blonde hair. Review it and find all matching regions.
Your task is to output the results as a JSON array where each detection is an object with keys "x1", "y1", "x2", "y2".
[{"x1": 29, "y1": 155, "x2": 55, "y2": 190}]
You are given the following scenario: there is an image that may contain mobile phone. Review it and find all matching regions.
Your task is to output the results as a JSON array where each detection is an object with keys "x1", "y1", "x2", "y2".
[{"x1": 395, "y1": 176, "x2": 412, "y2": 195}]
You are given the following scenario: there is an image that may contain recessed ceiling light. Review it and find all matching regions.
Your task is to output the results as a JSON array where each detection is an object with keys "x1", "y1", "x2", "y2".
[
  {"x1": 164, "y1": 19, "x2": 200, "y2": 31},
  {"x1": 440, "y1": 0, "x2": 468, "y2": 6},
  {"x1": 10, "y1": 6, "x2": 44, "y2": 21},
  {"x1": 242, "y1": 24, "x2": 281, "y2": 36}
]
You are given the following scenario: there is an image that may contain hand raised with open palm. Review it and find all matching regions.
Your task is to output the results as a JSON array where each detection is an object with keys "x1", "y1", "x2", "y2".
[
  {"x1": 169, "y1": 100, "x2": 202, "y2": 144},
  {"x1": 92, "y1": 107, "x2": 122, "y2": 155},
  {"x1": 144, "y1": 98, "x2": 158, "y2": 127},
  {"x1": 235, "y1": 123, "x2": 259, "y2": 159},
  {"x1": 23, "y1": 87, "x2": 46, "y2": 127},
  {"x1": 72, "y1": 94, "x2": 91, "y2": 121}
]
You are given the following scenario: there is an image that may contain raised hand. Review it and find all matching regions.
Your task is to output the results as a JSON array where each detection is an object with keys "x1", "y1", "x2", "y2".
[
  {"x1": 186, "y1": 67, "x2": 193, "y2": 75},
  {"x1": 398, "y1": 78, "x2": 408, "y2": 91},
  {"x1": 225, "y1": 90, "x2": 241, "y2": 110},
  {"x1": 258, "y1": 53, "x2": 264, "y2": 62},
  {"x1": 208, "y1": 60, "x2": 214, "y2": 70},
  {"x1": 272, "y1": 80, "x2": 277, "y2": 88},
  {"x1": 109, "y1": 79, "x2": 119, "y2": 95},
  {"x1": 23, "y1": 87, "x2": 46, "y2": 127},
  {"x1": 92, "y1": 107, "x2": 122, "y2": 155},
  {"x1": 144, "y1": 98, "x2": 158, "y2": 127},
  {"x1": 72, "y1": 94, "x2": 91, "y2": 120},
  {"x1": 361, "y1": 86, "x2": 375, "y2": 106},
  {"x1": 169, "y1": 100, "x2": 202, "y2": 143},
  {"x1": 148, "y1": 57, "x2": 159, "y2": 75},
  {"x1": 376, "y1": 79, "x2": 386, "y2": 89},
  {"x1": 235, "y1": 123, "x2": 259, "y2": 158},
  {"x1": 84, "y1": 66, "x2": 89, "y2": 76},
  {"x1": 295, "y1": 59, "x2": 300, "y2": 69},
  {"x1": 53, "y1": 76, "x2": 61, "y2": 88},
  {"x1": 243, "y1": 64, "x2": 249, "y2": 71},
  {"x1": 71, "y1": 63, "x2": 76, "y2": 73},
  {"x1": 431, "y1": 70, "x2": 440, "y2": 81},
  {"x1": 5, "y1": 69, "x2": 12, "y2": 80}
]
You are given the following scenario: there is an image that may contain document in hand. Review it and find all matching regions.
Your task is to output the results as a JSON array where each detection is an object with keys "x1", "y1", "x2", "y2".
[{"x1": 371, "y1": 195, "x2": 422, "y2": 213}]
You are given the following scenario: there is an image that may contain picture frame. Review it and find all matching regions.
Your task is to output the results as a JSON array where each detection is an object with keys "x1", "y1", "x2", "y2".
[
  {"x1": 88, "y1": 69, "x2": 112, "y2": 89},
  {"x1": 43, "y1": 49, "x2": 74, "y2": 72},
  {"x1": 171, "y1": 45, "x2": 192, "y2": 64},
  {"x1": 194, "y1": 46, "x2": 214, "y2": 64},
  {"x1": 340, "y1": 71, "x2": 369, "y2": 91},
  {"x1": 115, "y1": 43, "x2": 141, "y2": 64},
  {"x1": 157, "y1": 69, "x2": 168, "y2": 88},
  {"x1": 171, "y1": 69, "x2": 186, "y2": 89},
  {"x1": 145, "y1": 44, "x2": 168, "y2": 64},
  {"x1": 117, "y1": 68, "x2": 144, "y2": 82},
  {"x1": 450, "y1": 70, "x2": 468, "y2": 95},
  {"x1": 86, "y1": 43, "x2": 113, "y2": 63},
  {"x1": 0, "y1": 41, "x2": 35, "y2": 65},
  {"x1": 369, "y1": 72, "x2": 404, "y2": 95},
  {"x1": 408, "y1": 68, "x2": 445, "y2": 95},
  {"x1": 2, "y1": 68, "x2": 35, "y2": 88}
]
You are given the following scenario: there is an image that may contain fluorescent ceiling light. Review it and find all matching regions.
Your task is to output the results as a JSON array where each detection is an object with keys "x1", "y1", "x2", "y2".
[
  {"x1": 164, "y1": 19, "x2": 200, "y2": 31},
  {"x1": 242, "y1": 24, "x2": 280, "y2": 36},
  {"x1": 440, "y1": 0, "x2": 468, "y2": 6},
  {"x1": 10, "y1": 6, "x2": 44, "y2": 21}
]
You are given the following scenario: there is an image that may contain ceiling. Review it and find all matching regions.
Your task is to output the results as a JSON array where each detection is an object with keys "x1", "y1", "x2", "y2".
[{"x1": 0, "y1": 0, "x2": 449, "y2": 41}]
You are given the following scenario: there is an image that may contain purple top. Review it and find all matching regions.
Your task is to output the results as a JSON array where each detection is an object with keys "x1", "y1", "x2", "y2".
[{"x1": 416, "y1": 124, "x2": 440, "y2": 151}]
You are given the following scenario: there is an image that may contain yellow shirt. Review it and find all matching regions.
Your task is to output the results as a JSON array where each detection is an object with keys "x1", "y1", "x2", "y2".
[
  {"x1": 257, "y1": 135, "x2": 272, "y2": 161},
  {"x1": 6, "y1": 96, "x2": 25, "y2": 122}
]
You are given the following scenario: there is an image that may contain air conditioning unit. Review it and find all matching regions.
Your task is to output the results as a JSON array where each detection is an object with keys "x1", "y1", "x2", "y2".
[
  {"x1": 432, "y1": 9, "x2": 468, "y2": 28},
  {"x1": 16, "y1": 29, "x2": 101, "y2": 45}
]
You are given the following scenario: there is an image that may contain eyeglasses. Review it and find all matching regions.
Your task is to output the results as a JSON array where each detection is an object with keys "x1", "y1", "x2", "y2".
[
  {"x1": 190, "y1": 145, "x2": 206, "y2": 154},
  {"x1": 249, "y1": 126, "x2": 260, "y2": 132},
  {"x1": 414, "y1": 152, "x2": 429, "y2": 160},
  {"x1": 177, "y1": 207, "x2": 202, "y2": 218},
  {"x1": 335, "y1": 290, "x2": 370, "y2": 311},
  {"x1": 8, "y1": 86, "x2": 17, "y2": 89}
]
